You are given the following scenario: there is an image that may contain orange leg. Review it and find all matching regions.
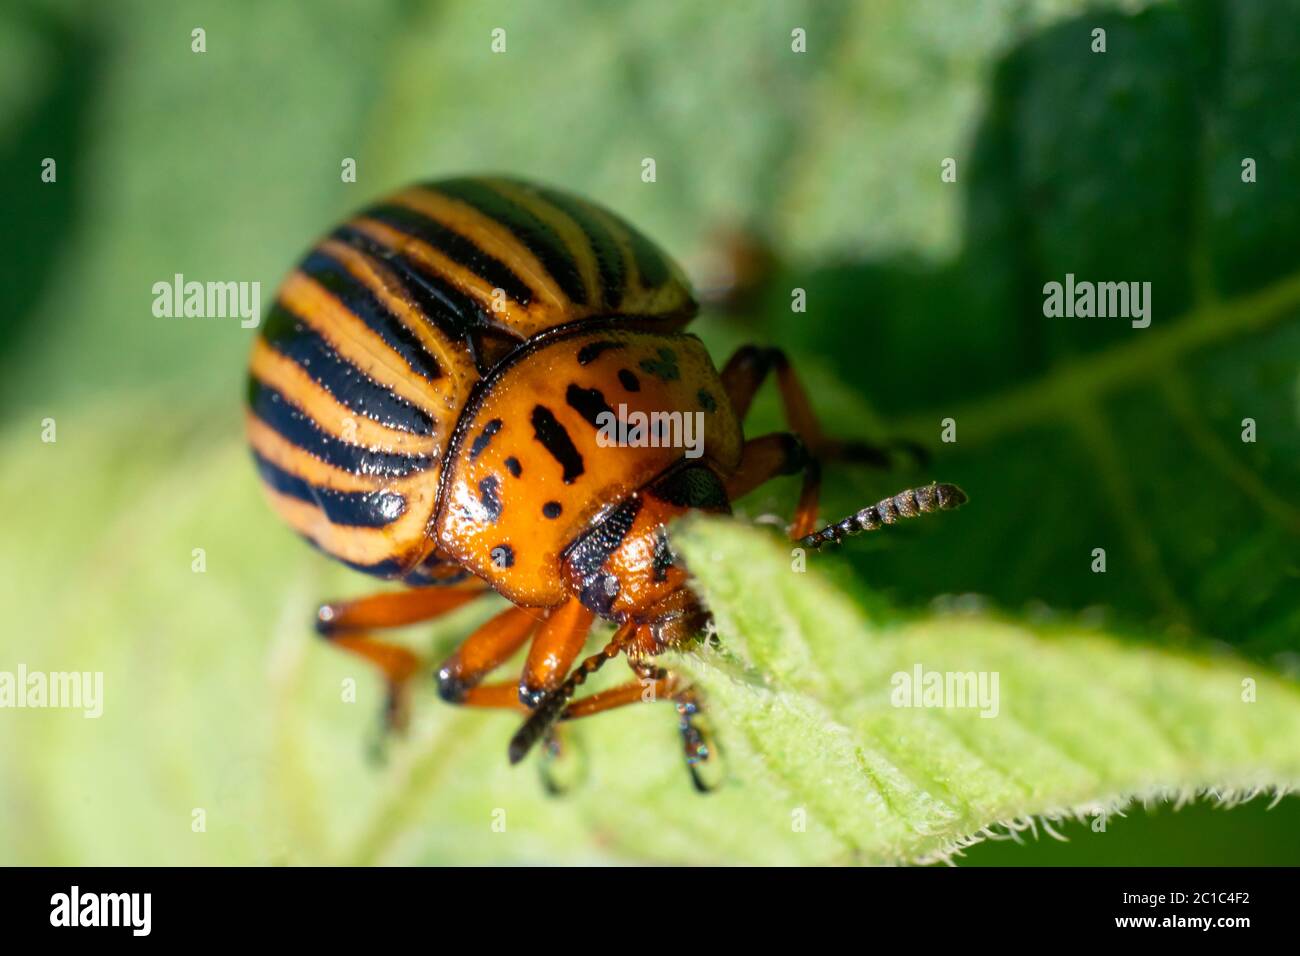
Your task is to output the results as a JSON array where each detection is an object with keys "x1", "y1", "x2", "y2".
[
  {"x1": 316, "y1": 582, "x2": 488, "y2": 731},
  {"x1": 508, "y1": 620, "x2": 639, "y2": 763},
  {"x1": 721, "y1": 345, "x2": 928, "y2": 540},
  {"x1": 519, "y1": 598, "x2": 596, "y2": 707},
  {"x1": 436, "y1": 604, "x2": 543, "y2": 703},
  {"x1": 457, "y1": 680, "x2": 530, "y2": 712},
  {"x1": 558, "y1": 663, "x2": 723, "y2": 793},
  {"x1": 508, "y1": 625, "x2": 725, "y2": 791},
  {"x1": 720, "y1": 346, "x2": 833, "y2": 539},
  {"x1": 447, "y1": 672, "x2": 590, "y2": 795},
  {"x1": 723, "y1": 432, "x2": 821, "y2": 540},
  {"x1": 721, "y1": 346, "x2": 831, "y2": 447},
  {"x1": 721, "y1": 345, "x2": 926, "y2": 466},
  {"x1": 724, "y1": 433, "x2": 806, "y2": 500},
  {"x1": 561, "y1": 673, "x2": 679, "y2": 720}
]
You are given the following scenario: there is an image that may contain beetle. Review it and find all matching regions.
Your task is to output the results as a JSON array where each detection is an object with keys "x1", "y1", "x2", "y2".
[{"x1": 246, "y1": 176, "x2": 966, "y2": 790}]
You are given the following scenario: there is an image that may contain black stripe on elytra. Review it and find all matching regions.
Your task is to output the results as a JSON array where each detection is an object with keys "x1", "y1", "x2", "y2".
[
  {"x1": 360, "y1": 204, "x2": 533, "y2": 306},
  {"x1": 247, "y1": 379, "x2": 432, "y2": 478},
  {"x1": 332, "y1": 225, "x2": 485, "y2": 346},
  {"x1": 530, "y1": 405, "x2": 584, "y2": 483},
  {"x1": 299, "y1": 248, "x2": 444, "y2": 382},
  {"x1": 628, "y1": 229, "x2": 671, "y2": 288},
  {"x1": 534, "y1": 187, "x2": 626, "y2": 309},
  {"x1": 261, "y1": 301, "x2": 436, "y2": 436},
  {"x1": 402, "y1": 563, "x2": 473, "y2": 587},
  {"x1": 253, "y1": 451, "x2": 406, "y2": 528},
  {"x1": 434, "y1": 179, "x2": 589, "y2": 306},
  {"x1": 577, "y1": 340, "x2": 623, "y2": 365},
  {"x1": 618, "y1": 369, "x2": 640, "y2": 392},
  {"x1": 565, "y1": 383, "x2": 614, "y2": 430},
  {"x1": 334, "y1": 553, "x2": 407, "y2": 579},
  {"x1": 469, "y1": 418, "x2": 502, "y2": 460}
]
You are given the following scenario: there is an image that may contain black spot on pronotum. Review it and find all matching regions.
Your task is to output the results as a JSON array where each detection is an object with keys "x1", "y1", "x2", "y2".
[
  {"x1": 697, "y1": 389, "x2": 717, "y2": 412},
  {"x1": 566, "y1": 383, "x2": 615, "y2": 430},
  {"x1": 504, "y1": 456, "x2": 522, "y2": 477},
  {"x1": 490, "y1": 543, "x2": 515, "y2": 569},
  {"x1": 618, "y1": 369, "x2": 640, "y2": 392},
  {"x1": 542, "y1": 501, "x2": 562, "y2": 519},
  {"x1": 638, "y1": 347, "x2": 679, "y2": 382},
  {"x1": 531, "y1": 405, "x2": 584, "y2": 482},
  {"x1": 577, "y1": 340, "x2": 623, "y2": 365},
  {"x1": 469, "y1": 418, "x2": 503, "y2": 459},
  {"x1": 478, "y1": 475, "x2": 503, "y2": 522}
]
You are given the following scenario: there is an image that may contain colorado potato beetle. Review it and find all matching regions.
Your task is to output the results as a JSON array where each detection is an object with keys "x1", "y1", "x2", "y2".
[{"x1": 246, "y1": 176, "x2": 966, "y2": 790}]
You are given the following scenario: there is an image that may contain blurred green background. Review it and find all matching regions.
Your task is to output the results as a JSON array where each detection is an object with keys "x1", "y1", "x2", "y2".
[{"x1": 2, "y1": 0, "x2": 1298, "y2": 864}]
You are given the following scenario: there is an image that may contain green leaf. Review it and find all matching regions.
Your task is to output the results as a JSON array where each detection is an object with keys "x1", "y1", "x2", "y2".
[
  {"x1": 4, "y1": 409, "x2": 1295, "y2": 866},
  {"x1": 740, "y1": 0, "x2": 1300, "y2": 662},
  {"x1": 669, "y1": 516, "x2": 1300, "y2": 863},
  {"x1": 4, "y1": 0, "x2": 1298, "y2": 866}
]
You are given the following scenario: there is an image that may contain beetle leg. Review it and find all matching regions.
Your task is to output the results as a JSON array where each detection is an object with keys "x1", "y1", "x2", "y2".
[
  {"x1": 558, "y1": 664, "x2": 724, "y2": 793},
  {"x1": 508, "y1": 620, "x2": 639, "y2": 764},
  {"x1": 671, "y1": 687, "x2": 724, "y2": 793},
  {"x1": 724, "y1": 432, "x2": 824, "y2": 539},
  {"x1": 317, "y1": 582, "x2": 489, "y2": 734},
  {"x1": 720, "y1": 345, "x2": 927, "y2": 467},
  {"x1": 724, "y1": 433, "x2": 806, "y2": 500},
  {"x1": 537, "y1": 725, "x2": 587, "y2": 795},
  {"x1": 720, "y1": 347, "x2": 831, "y2": 538},
  {"x1": 453, "y1": 680, "x2": 530, "y2": 711},
  {"x1": 559, "y1": 671, "x2": 680, "y2": 719},
  {"x1": 435, "y1": 605, "x2": 543, "y2": 703},
  {"x1": 722, "y1": 346, "x2": 929, "y2": 538},
  {"x1": 622, "y1": 659, "x2": 722, "y2": 791},
  {"x1": 519, "y1": 597, "x2": 597, "y2": 708}
]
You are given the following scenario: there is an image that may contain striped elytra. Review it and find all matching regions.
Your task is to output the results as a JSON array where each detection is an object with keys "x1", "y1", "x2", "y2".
[
  {"x1": 246, "y1": 176, "x2": 716, "y2": 601},
  {"x1": 247, "y1": 176, "x2": 966, "y2": 776}
]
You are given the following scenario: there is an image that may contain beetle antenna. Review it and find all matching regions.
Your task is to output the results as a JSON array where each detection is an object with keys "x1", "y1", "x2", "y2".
[
  {"x1": 508, "y1": 619, "x2": 638, "y2": 765},
  {"x1": 800, "y1": 482, "x2": 967, "y2": 550}
]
